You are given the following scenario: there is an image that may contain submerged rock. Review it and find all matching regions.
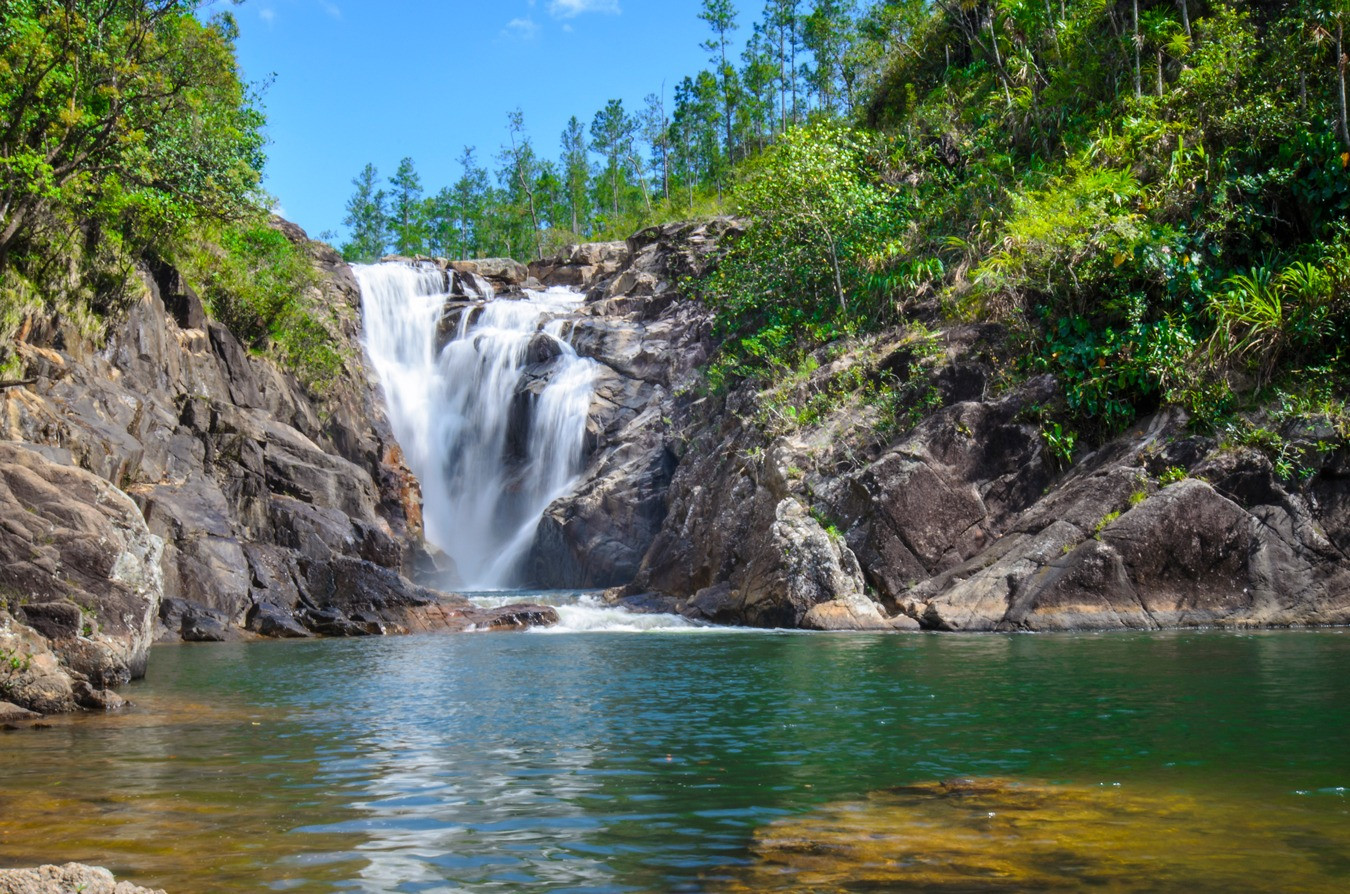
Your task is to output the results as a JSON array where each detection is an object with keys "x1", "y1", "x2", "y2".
[{"x1": 718, "y1": 778, "x2": 1350, "y2": 892}]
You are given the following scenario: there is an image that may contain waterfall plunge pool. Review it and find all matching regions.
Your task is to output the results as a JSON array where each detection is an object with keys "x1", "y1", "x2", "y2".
[{"x1": 2, "y1": 628, "x2": 1349, "y2": 892}]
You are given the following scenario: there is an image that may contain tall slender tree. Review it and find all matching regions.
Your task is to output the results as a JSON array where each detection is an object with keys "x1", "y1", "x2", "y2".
[
  {"x1": 388, "y1": 157, "x2": 428, "y2": 256},
  {"x1": 590, "y1": 99, "x2": 638, "y2": 220},
  {"x1": 764, "y1": 0, "x2": 804, "y2": 128},
  {"x1": 341, "y1": 163, "x2": 389, "y2": 263},
  {"x1": 643, "y1": 89, "x2": 673, "y2": 203},
  {"x1": 452, "y1": 147, "x2": 489, "y2": 258},
  {"x1": 501, "y1": 109, "x2": 544, "y2": 260},
  {"x1": 700, "y1": 0, "x2": 741, "y2": 160},
  {"x1": 560, "y1": 117, "x2": 593, "y2": 238}
]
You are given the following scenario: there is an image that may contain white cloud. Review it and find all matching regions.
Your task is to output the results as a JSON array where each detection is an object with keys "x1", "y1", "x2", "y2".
[
  {"x1": 319, "y1": 1, "x2": 342, "y2": 18},
  {"x1": 259, "y1": 7, "x2": 276, "y2": 24},
  {"x1": 503, "y1": 17, "x2": 539, "y2": 40},
  {"x1": 548, "y1": 0, "x2": 620, "y2": 18}
]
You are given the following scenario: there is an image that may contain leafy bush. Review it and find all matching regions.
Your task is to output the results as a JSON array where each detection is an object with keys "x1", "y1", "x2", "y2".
[
  {"x1": 701, "y1": 123, "x2": 904, "y2": 381},
  {"x1": 173, "y1": 221, "x2": 346, "y2": 393}
]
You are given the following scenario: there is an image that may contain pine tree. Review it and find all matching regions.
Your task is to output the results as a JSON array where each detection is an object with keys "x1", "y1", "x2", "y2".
[
  {"x1": 803, "y1": 0, "x2": 857, "y2": 114},
  {"x1": 642, "y1": 91, "x2": 672, "y2": 204},
  {"x1": 388, "y1": 157, "x2": 428, "y2": 256},
  {"x1": 452, "y1": 147, "x2": 490, "y2": 258},
  {"x1": 700, "y1": 0, "x2": 741, "y2": 161},
  {"x1": 500, "y1": 109, "x2": 545, "y2": 260},
  {"x1": 560, "y1": 117, "x2": 593, "y2": 237},
  {"x1": 590, "y1": 99, "x2": 638, "y2": 221},
  {"x1": 341, "y1": 163, "x2": 389, "y2": 263}
]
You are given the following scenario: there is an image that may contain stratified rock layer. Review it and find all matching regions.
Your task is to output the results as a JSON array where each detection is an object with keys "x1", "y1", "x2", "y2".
[
  {"x1": 0, "y1": 442, "x2": 160, "y2": 712},
  {"x1": 0, "y1": 220, "x2": 557, "y2": 714}
]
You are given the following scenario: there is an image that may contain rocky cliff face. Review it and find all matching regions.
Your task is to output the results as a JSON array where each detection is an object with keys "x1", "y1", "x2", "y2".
[
  {"x1": 0, "y1": 220, "x2": 553, "y2": 717},
  {"x1": 523, "y1": 221, "x2": 736, "y2": 589},
  {"x1": 5, "y1": 215, "x2": 1345, "y2": 718},
  {"x1": 517, "y1": 225, "x2": 1350, "y2": 632}
]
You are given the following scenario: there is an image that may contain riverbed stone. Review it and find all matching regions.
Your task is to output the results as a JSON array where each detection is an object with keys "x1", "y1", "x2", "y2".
[{"x1": 0, "y1": 864, "x2": 165, "y2": 894}]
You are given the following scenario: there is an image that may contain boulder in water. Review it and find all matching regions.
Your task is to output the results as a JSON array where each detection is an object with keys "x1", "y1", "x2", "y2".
[
  {"x1": 0, "y1": 863, "x2": 166, "y2": 894},
  {"x1": 0, "y1": 442, "x2": 163, "y2": 706}
]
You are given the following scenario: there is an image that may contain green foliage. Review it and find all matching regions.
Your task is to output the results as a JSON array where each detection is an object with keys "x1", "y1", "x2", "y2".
[
  {"x1": 341, "y1": 163, "x2": 389, "y2": 263},
  {"x1": 1093, "y1": 510, "x2": 1122, "y2": 537},
  {"x1": 0, "y1": 3, "x2": 264, "y2": 261},
  {"x1": 971, "y1": 165, "x2": 1143, "y2": 317},
  {"x1": 324, "y1": 0, "x2": 1350, "y2": 456},
  {"x1": 701, "y1": 122, "x2": 903, "y2": 381},
  {"x1": 173, "y1": 221, "x2": 346, "y2": 394},
  {"x1": 1041, "y1": 422, "x2": 1077, "y2": 469},
  {"x1": 1209, "y1": 257, "x2": 1344, "y2": 387},
  {"x1": 810, "y1": 505, "x2": 845, "y2": 541},
  {"x1": 1158, "y1": 466, "x2": 1188, "y2": 486}
]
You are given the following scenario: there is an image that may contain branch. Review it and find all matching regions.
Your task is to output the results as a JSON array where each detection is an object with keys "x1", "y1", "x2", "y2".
[{"x1": 0, "y1": 379, "x2": 37, "y2": 391}]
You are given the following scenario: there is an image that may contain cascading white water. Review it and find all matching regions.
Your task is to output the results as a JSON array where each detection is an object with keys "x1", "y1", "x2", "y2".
[{"x1": 354, "y1": 263, "x2": 596, "y2": 589}]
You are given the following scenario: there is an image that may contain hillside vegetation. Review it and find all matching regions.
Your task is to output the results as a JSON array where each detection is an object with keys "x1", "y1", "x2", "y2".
[
  {"x1": 0, "y1": 1, "x2": 343, "y2": 390},
  {"x1": 704, "y1": 0, "x2": 1350, "y2": 468},
  {"x1": 336, "y1": 1, "x2": 1348, "y2": 471}
]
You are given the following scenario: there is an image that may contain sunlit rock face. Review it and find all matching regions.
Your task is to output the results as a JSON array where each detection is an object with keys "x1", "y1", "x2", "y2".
[
  {"x1": 0, "y1": 219, "x2": 490, "y2": 667},
  {"x1": 718, "y1": 778, "x2": 1350, "y2": 892},
  {"x1": 0, "y1": 442, "x2": 162, "y2": 713}
]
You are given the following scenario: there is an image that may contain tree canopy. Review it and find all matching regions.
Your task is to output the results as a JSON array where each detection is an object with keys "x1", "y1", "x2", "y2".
[{"x1": 0, "y1": 1, "x2": 265, "y2": 263}]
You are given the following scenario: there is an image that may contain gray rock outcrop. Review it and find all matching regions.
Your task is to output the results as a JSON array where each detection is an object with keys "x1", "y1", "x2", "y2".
[
  {"x1": 0, "y1": 863, "x2": 165, "y2": 894},
  {"x1": 522, "y1": 219, "x2": 740, "y2": 588},
  {"x1": 0, "y1": 443, "x2": 161, "y2": 710},
  {"x1": 0, "y1": 220, "x2": 554, "y2": 714},
  {"x1": 485, "y1": 223, "x2": 1350, "y2": 632}
]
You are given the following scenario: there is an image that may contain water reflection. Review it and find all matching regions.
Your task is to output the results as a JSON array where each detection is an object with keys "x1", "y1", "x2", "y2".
[{"x1": 1, "y1": 630, "x2": 1348, "y2": 892}]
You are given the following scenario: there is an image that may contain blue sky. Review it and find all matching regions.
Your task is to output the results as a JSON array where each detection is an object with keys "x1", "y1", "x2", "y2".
[{"x1": 224, "y1": 0, "x2": 741, "y2": 241}]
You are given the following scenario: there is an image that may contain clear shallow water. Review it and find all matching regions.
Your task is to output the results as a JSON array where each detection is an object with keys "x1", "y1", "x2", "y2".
[{"x1": 2, "y1": 625, "x2": 1349, "y2": 892}]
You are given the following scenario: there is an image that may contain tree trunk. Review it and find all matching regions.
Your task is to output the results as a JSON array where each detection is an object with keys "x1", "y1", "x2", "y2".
[
  {"x1": 629, "y1": 153, "x2": 652, "y2": 213},
  {"x1": 1133, "y1": 0, "x2": 1142, "y2": 100},
  {"x1": 721, "y1": 36, "x2": 734, "y2": 162},
  {"x1": 1340, "y1": 20, "x2": 1350, "y2": 151},
  {"x1": 1177, "y1": 0, "x2": 1191, "y2": 40},
  {"x1": 987, "y1": 13, "x2": 1014, "y2": 108},
  {"x1": 1157, "y1": 49, "x2": 1165, "y2": 96}
]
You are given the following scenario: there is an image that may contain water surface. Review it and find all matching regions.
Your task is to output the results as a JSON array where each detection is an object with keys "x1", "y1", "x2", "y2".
[{"x1": 2, "y1": 627, "x2": 1348, "y2": 892}]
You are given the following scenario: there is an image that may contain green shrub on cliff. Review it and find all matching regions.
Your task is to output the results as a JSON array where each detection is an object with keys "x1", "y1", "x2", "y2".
[
  {"x1": 0, "y1": 2, "x2": 264, "y2": 264},
  {"x1": 695, "y1": 0, "x2": 1350, "y2": 451},
  {"x1": 701, "y1": 123, "x2": 904, "y2": 384},
  {"x1": 172, "y1": 220, "x2": 346, "y2": 394},
  {"x1": 0, "y1": 3, "x2": 355, "y2": 393}
]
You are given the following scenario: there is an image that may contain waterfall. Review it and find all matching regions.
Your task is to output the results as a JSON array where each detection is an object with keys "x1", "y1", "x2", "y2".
[{"x1": 354, "y1": 263, "x2": 596, "y2": 589}]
